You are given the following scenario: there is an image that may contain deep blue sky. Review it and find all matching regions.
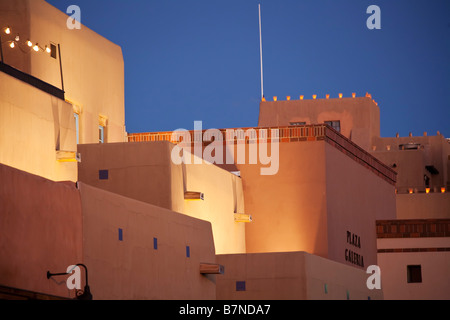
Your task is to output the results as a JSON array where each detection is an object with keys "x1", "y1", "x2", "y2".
[{"x1": 46, "y1": 0, "x2": 450, "y2": 138}]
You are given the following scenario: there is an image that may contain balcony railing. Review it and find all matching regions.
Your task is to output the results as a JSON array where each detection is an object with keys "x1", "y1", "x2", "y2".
[{"x1": 127, "y1": 124, "x2": 396, "y2": 185}]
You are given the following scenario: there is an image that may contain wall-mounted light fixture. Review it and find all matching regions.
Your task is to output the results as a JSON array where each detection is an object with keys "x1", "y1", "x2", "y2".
[
  {"x1": 184, "y1": 191, "x2": 204, "y2": 201},
  {"x1": 47, "y1": 263, "x2": 92, "y2": 300},
  {"x1": 234, "y1": 213, "x2": 252, "y2": 223}
]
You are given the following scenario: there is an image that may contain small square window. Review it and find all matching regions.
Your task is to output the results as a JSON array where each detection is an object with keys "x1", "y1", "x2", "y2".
[
  {"x1": 236, "y1": 281, "x2": 246, "y2": 291},
  {"x1": 407, "y1": 265, "x2": 422, "y2": 283},
  {"x1": 325, "y1": 120, "x2": 341, "y2": 132},
  {"x1": 50, "y1": 43, "x2": 57, "y2": 59},
  {"x1": 99, "y1": 170, "x2": 109, "y2": 180},
  {"x1": 99, "y1": 125, "x2": 105, "y2": 143}
]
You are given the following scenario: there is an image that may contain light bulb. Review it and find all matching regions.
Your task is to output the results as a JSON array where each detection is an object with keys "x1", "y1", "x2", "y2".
[
  {"x1": 27, "y1": 40, "x2": 32, "y2": 47},
  {"x1": 5, "y1": 27, "x2": 11, "y2": 34},
  {"x1": 45, "y1": 46, "x2": 51, "y2": 53},
  {"x1": 15, "y1": 34, "x2": 19, "y2": 42},
  {"x1": 33, "y1": 44, "x2": 39, "y2": 52},
  {"x1": 9, "y1": 42, "x2": 15, "y2": 48}
]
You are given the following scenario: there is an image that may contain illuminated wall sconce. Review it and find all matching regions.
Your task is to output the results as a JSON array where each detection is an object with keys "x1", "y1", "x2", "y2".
[
  {"x1": 56, "y1": 151, "x2": 81, "y2": 162},
  {"x1": 184, "y1": 191, "x2": 204, "y2": 201},
  {"x1": 441, "y1": 187, "x2": 446, "y2": 193},
  {"x1": 408, "y1": 188, "x2": 413, "y2": 194},
  {"x1": 33, "y1": 43, "x2": 39, "y2": 52},
  {"x1": 261, "y1": 96, "x2": 266, "y2": 102},
  {"x1": 9, "y1": 42, "x2": 15, "y2": 49},
  {"x1": 27, "y1": 40, "x2": 32, "y2": 47},
  {"x1": 352, "y1": 93, "x2": 356, "y2": 98},
  {"x1": 339, "y1": 93, "x2": 343, "y2": 99},
  {"x1": 425, "y1": 188, "x2": 430, "y2": 194},
  {"x1": 286, "y1": 96, "x2": 291, "y2": 101},
  {"x1": 300, "y1": 95, "x2": 304, "y2": 100},
  {"x1": 365, "y1": 92, "x2": 372, "y2": 98},
  {"x1": 4, "y1": 26, "x2": 10, "y2": 34},
  {"x1": 234, "y1": 213, "x2": 252, "y2": 223},
  {"x1": 199, "y1": 263, "x2": 225, "y2": 275},
  {"x1": 273, "y1": 96, "x2": 277, "y2": 101},
  {"x1": 326, "y1": 94, "x2": 330, "y2": 99},
  {"x1": 312, "y1": 94, "x2": 317, "y2": 99}
]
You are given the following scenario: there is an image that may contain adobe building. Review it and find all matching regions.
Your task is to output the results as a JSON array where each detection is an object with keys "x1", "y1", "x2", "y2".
[
  {"x1": 0, "y1": 0, "x2": 126, "y2": 182},
  {"x1": 0, "y1": 0, "x2": 219, "y2": 300},
  {"x1": 1, "y1": 0, "x2": 448, "y2": 300}
]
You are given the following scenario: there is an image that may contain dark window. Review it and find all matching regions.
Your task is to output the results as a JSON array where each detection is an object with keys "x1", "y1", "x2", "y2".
[
  {"x1": 236, "y1": 281, "x2": 246, "y2": 291},
  {"x1": 50, "y1": 43, "x2": 57, "y2": 59},
  {"x1": 118, "y1": 228, "x2": 123, "y2": 241},
  {"x1": 407, "y1": 265, "x2": 422, "y2": 283},
  {"x1": 289, "y1": 121, "x2": 306, "y2": 126},
  {"x1": 99, "y1": 170, "x2": 109, "y2": 180},
  {"x1": 325, "y1": 121, "x2": 341, "y2": 132},
  {"x1": 186, "y1": 246, "x2": 190, "y2": 258},
  {"x1": 153, "y1": 238, "x2": 158, "y2": 250}
]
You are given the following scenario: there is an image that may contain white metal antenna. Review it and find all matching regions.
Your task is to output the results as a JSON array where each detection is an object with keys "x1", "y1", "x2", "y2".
[{"x1": 258, "y1": 3, "x2": 264, "y2": 100}]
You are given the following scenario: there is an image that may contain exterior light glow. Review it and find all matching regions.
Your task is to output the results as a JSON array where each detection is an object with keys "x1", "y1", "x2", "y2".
[
  {"x1": 9, "y1": 42, "x2": 15, "y2": 48},
  {"x1": 326, "y1": 94, "x2": 330, "y2": 99},
  {"x1": 5, "y1": 27, "x2": 11, "y2": 34},
  {"x1": 425, "y1": 188, "x2": 430, "y2": 194},
  {"x1": 339, "y1": 93, "x2": 343, "y2": 98},
  {"x1": 442, "y1": 187, "x2": 446, "y2": 193},
  {"x1": 33, "y1": 44, "x2": 39, "y2": 52},
  {"x1": 300, "y1": 95, "x2": 304, "y2": 100},
  {"x1": 286, "y1": 96, "x2": 291, "y2": 101},
  {"x1": 27, "y1": 40, "x2": 32, "y2": 47},
  {"x1": 273, "y1": 96, "x2": 277, "y2": 101},
  {"x1": 15, "y1": 35, "x2": 20, "y2": 42},
  {"x1": 261, "y1": 96, "x2": 266, "y2": 102},
  {"x1": 352, "y1": 93, "x2": 356, "y2": 98},
  {"x1": 45, "y1": 46, "x2": 51, "y2": 53},
  {"x1": 312, "y1": 94, "x2": 317, "y2": 99},
  {"x1": 408, "y1": 188, "x2": 413, "y2": 194}
]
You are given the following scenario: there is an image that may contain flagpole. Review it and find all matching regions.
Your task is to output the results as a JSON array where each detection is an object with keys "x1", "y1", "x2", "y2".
[{"x1": 258, "y1": 3, "x2": 264, "y2": 100}]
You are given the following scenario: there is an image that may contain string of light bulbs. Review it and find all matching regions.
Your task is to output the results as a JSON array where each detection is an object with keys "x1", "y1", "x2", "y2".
[{"x1": 2, "y1": 26, "x2": 52, "y2": 55}]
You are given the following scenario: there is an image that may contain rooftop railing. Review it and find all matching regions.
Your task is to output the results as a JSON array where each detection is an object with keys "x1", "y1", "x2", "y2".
[{"x1": 128, "y1": 124, "x2": 396, "y2": 185}]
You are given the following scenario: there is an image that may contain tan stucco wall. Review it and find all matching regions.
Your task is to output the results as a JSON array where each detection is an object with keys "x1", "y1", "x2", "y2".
[
  {"x1": 216, "y1": 251, "x2": 383, "y2": 300},
  {"x1": 377, "y1": 237, "x2": 450, "y2": 300},
  {"x1": 239, "y1": 141, "x2": 329, "y2": 256},
  {"x1": 325, "y1": 143, "x2": 397, "y2": 269},
  {"x1": 79, "y1": 182, "x2": 217, "y2": 300},
  {"x1": 77, "y1": 141, "x2": 247, "y2": 255},
  {"x1": 258, "y1": 97, "x2": 380, "y2": 151},
  {"x1": 0, "y1": 71, "x2": 77, "y2": 181},
  {"x1": 0, "y1": 163, "x2": 83, "y2": 299},
  {"x1": 396, "y1": 193, "x2": 450, "y2": 219},
  {"x1": 238, "y1": 139, "x2": 395, "y2": 268},
  {"x1": 0, "y1": 0, "x2": 126, "y2": 144},
  {"x1": 182, "y1": 161, "x2": 247, "y2": 254},
  {"x1": 78, "y1": 142, "x2": 174, "y2": 210}
]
